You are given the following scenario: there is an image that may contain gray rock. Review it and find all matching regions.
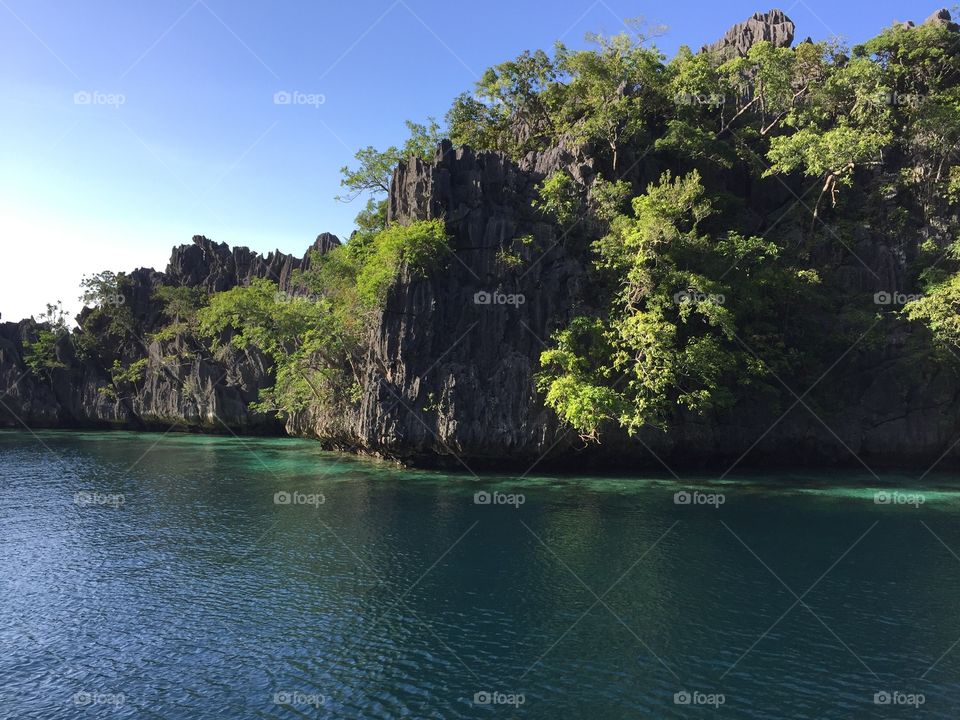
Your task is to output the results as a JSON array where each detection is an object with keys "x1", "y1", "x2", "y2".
[
  {"x1": 0, "y1": 233, "x2": 340, "y2": 434},
  {"x1": 923, "y1": 8, "x2": 959, "y2": 31},
  {"x1": 702, "y1": 9, "x2": 796, "y2": 60}
]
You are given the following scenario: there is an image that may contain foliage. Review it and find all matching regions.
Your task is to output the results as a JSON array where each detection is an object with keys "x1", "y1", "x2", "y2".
[
  {"x1": 533, "y1": 170, "x2": 581, "y2": 226},
  {"x1": 337, "y1": 119, "x2": 443, "y2": 203},
  {"x1": 196, "y1": 220, "x2": 449, "y2": 417},
  {"x1": 557, "y1": 32, "x2": 665, "y2": 170},
  {"x1": 152, "y1": 285, "x2": 207, "y2": 342},
  {"x1": 539, "y1": 171, "x2": 820, "y2": 437},
  {"x1": 77, "y1": 271, "x2": 135, "y2": 351},
  {"x1": 100, "y1": 358, "x2": 149, "y2": 400},
  {"x1": 23, "y1": 303, "x2": 69, "y2": 380},
  {"x1": 589, "y1": 176, "x2": 632, "y2": 222},
  {"x1": 354, "y1": 220, "x2": 450, "y2": 307}
]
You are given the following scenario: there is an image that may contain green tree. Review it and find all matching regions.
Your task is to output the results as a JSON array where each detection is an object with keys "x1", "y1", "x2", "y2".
[
  {"x1": 558, "y1": 32, "x2": 664, "y2": 170},
  {"x1": 24, "y1": 302, "x2": 69, "y2": 381},
  {"x1": 539, "y1": 171, "x2": 817, "y2": 438},
  {"x1": 337, "y1": 119, "x2": 443, "y2": 202},
  {"x1": 152, "y1": 285, "x2": 207, "y2": 342}
]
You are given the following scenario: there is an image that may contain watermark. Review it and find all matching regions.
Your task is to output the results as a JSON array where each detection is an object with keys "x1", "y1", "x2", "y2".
[
  {"x1": 674, "y1": 290, "x2": 725, "y2": 306},
  {"x1": 73, "y1": 691, "x2": 125, "y2": 707},
  {"x1": 874, "y1": 690, "x2": 925, "y2": 707},
  {"x1": 674, "y1": 92, "x2": 725, "y2": 108},
  {"x1": 74, "y1": 90, "x2": 126, "y2": 108},
  {"x1": 274, "y1": 490, "x2": 326, "y2": 507},
  {"x1": 874, "y1": 490, "x2": 925, "y2": 508},
  {"x1": 874, "y1": 291, "x2": 922, "y2": 306},
  {"x1": 473, "y1": 490, "x2": 525, "y2": 509},
  {"x1": 674, "y1": 490, "x2": 725, "y2": 509},
  {"x1": 474, "y1": 290, "x2": 525, "y2": 307},
  {"x1": 674, "y1": 690, "x2": 725, "y2": 708},
  {"x1": 74, "y1": 491, "x2": 125, "y2": 508},
  {"x1": 870, "y1": 91, "x2": 928, "y2": 109},
  {"x1": 273, "y1": 691, "x2": 325, "y2": 708},
  {"x1": 100, "y1": 293, "x2": 125, "y2": 307},
  {"x1": 473, "y1": 691, "x2": 525, "y2": 708},
  {"x1": 273, "y1": 90, "x2": 326, "y2": 108}
]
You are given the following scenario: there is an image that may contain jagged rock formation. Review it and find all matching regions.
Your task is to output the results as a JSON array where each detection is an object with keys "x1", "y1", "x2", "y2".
[
  {"x1": 4, "y1": 9, "x2": 960, "y2": 471},
  {"x1": 897, "y1": 8, "x2": 959, "y2": 31},
  {"x1": 702, "y1": 9, "x2": 796, "y2": 60},
  {"x1": 0, "y1": 235, "x2": 339, "y2": 433},
  {"x1": 278, "y1": 138, "x2": 960, "y2": 470},
  {"x1": 166, "y1": 233, "x2": 339, "y2": 292}
]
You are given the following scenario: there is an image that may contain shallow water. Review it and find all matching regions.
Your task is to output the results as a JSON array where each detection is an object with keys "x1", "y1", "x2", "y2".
[{"x1": 1, "y1": 430, "x2": 959, "y2": 718}]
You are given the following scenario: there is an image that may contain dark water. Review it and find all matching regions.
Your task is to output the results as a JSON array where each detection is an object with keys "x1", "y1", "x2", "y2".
[{"x1": 2, "y1": 430, "x2": 960, "y2": 718}]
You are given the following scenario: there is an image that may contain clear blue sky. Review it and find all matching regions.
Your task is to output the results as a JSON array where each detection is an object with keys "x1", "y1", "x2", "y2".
[{"x1": 0, "y1": 0, "x2": 941, "y2": 321}]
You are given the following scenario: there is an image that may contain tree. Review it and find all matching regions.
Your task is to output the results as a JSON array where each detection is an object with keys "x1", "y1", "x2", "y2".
[
  {"x1": 539, "y1": 171, "x2": 818, "y2": 438},
  {"x1": 558, "y1": 32, "x2": 664, "y2": 170},
  {"x1": 152, "y1": 285, "x2": 207, "y2": 342},
  {"x1": 24, "y1": 302, "x2": 69, "y2": 381},
  {"x1": 765, "y1": 56, "x2": 893, "y2": 224},
  {"x1": 197, "y1": 220, "x2": 450, "y2": 418},
  {"x1": 337, "y1": 119, "x2": 443, "y2": 202}
]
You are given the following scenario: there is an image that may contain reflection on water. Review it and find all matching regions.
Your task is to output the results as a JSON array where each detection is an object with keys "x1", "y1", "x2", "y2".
[{"x1": 2, "y1": 430, "x2": 960, "y2": 718}]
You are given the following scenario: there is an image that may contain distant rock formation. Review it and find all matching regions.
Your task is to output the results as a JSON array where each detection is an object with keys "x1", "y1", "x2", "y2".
[
  {"x1": 166, "y1": 233, "x2": 340, "y2": 293},
  {"x1": 0, "y1": 234, "x2": 340, "y2": 434},
  {"x1": 702, "y1": 9, "x2": 796, "y2": 60},
  {"x1": 924, "y1": 8, "x2": 959, "y2": 31},
  {"x1": 895, "y1": 7, "x2": 959, "y2": 31}
]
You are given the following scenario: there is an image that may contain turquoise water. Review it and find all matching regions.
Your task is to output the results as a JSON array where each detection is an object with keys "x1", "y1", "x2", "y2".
[{"x1": 2, "y1": 430, "x2": 960, "y2": 718}]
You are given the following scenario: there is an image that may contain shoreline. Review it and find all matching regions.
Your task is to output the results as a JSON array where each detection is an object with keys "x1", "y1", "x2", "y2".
[{"x1": 3, "y1": 425, "x2": 958, "y2": 480}]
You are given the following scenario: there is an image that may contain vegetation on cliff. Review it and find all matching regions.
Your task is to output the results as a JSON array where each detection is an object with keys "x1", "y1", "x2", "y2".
[{"x1": 16, "y1": 10, "x2": 960, "y2": 451}]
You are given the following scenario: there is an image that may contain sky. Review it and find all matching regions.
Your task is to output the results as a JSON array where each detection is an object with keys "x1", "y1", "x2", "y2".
[{"x1": 0, "y1": 0, "x2": 940, "y2": 322}]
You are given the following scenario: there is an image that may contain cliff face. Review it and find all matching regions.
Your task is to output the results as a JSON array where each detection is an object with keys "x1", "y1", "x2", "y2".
[
  {"x1": 5, "y1": 143, "x2": 959, "y2": 469},
  {"x1": 5, "y1": 9, "x2": 960, "y2": 471},
  {"x1": 701, "y1": 9, "x2": 796, "y2": 60},
  {"x1": 0, "y1": 234, "x2": 339, "y2": 434},
  {"x1": 281, "y1": 139, "x2": 960, "y2": 470}
]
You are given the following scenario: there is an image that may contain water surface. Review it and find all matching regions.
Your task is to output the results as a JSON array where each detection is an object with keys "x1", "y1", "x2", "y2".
[{"x1": 2, "y1": 430, "x2": 959, "y2": 718}]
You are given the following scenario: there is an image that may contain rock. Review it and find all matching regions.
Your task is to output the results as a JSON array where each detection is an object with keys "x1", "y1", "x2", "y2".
[
  {"x1": 923, "y1": 8, "x2": 959, "y2": 31},
  {"x1": 702, "y1": 9, "x2": 796, "y2": 60},
  {"x1": 292, "y1": 136, "x2": 960, "y2": 471},
  {"x1": 0, "y1": 232, "x2": 340, "y2": 434},
  {"x1": 164, "y1": 233, "x2": 340, "y2": 293}
]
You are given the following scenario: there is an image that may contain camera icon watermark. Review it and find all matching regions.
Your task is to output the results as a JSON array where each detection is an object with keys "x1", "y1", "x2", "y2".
[
  {"x1": 274, "y1": 490, "x2": 326, "y2": 507},
  {"x1": 869, "y1": 91, "x2": 928, "y2": 109},
  {"x1": 73, "y1": 90, "x2": 126, "y2": 108},
  {"x1": 74, "y1": 491, "x2": 125, "y2": 508},
  {"x1": 873, "y1": 290, "x2": 922, "y2": 306},
  {"x1": 473, "y1": 290, "x2": 525, "y2": 307},
  {"x1": 273, "y1": 691, "x2": 325, "y2": 708},
  {"x1": 673, "y1": 92, "x2": 725, "y2": 108},
  {"x1": 73, "y1": 691, "x2": 125, "y2": 707},
  {"x1": 673, "y1": 490, "x2": 725, "y2": 509},
  {"x1": 273, "y1": 90, "x2": 326, "y2": 108},
  {"x1": 473, "y1": 690, "x2": 525, "y2": 707},
  {"x1": 873, "y1": 690, "x2": 925, "y2": 707},
  {"x1": 874, "y1": 490, "x2": 925, "y2": 508},
  {"x1": 473, "y1": 490, "x2": 525, "y2": 508},
  {"x1": 674, "y1": 689, "x2": 725, "y2": 707},
  {"x1": 673, "y1": 290, "x2": 725, "y2": 306}
]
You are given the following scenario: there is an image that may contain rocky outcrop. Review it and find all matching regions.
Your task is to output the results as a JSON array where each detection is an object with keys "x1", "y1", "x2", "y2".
[
  {"x1": 4, "y1": 9, "x2": 960, "y2": 472},
  {"x1": 0, "y1": 236, "x2": 339, "y2": 433},
  {"x1": 702, "y1": 9, "x2": 795, "y2": 60},
  {"x1": 895, "y1": 7, "x2": 959, "y2": 30},
  {"x1": 166, "y1": 234, "x2": 340, "y2": 293},
  {"x1": 924, "y1": 8, "x2": 959, "y2": 31},
  {"x1": 293, "y1": 139, "x2": 960, "y2": 471}
]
